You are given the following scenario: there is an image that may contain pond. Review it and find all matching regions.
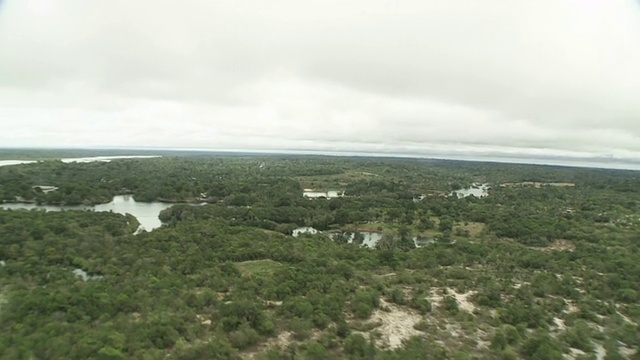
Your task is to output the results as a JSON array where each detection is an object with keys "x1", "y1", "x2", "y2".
[
  {"x1": 292, "y1": 227, "x2": 434, "y2": 249},
  {"x1": 0, "y1": 195, "x2": 176, "y2": 233},
  {"x1": 450, "y1": 183, "x2": 490, "y2": 198},
  {"x1": 72, "y1": 268, "x2": 103, "y2": 281}
]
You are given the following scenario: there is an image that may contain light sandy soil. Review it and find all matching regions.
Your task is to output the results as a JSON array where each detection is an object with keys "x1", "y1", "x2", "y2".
[
  {"x1": 564, "y1": 300, "x2": 579, "y2": 314},
  {"x1": 594, "y1": 343, "x2": 606, "y2": 360},
  {"x1": 530, "y1": 239, "x2": 576, "y2": 253},
  {"x1": 619, "y1": 345, "x2": 636, "y2": 358},
  {"x1": 617, "y1": 311, "x2": 638, "y2": 326},
  {"x1": 242, "y1": 331, "x2": 293, "y2": 359},
  {"x1": 553, "y1": 317, "x2": 567, "y2": 331},
  {"x1": 132, "y1": 312, "x2": 141, "y2": 322},
  {"x1": 429, "y1": 288, "x2": 478, "y2": 314},
  {"x1": 565, "y1": 348, "x2": 586, "y2": 360},
  {"x1": 363, "y1": 298, "x2": 424, "y2": 349},
  {"x1": 547, "y1": 239, "x2": 576, "y2": 252},
  {"x1": 195, "y1": 314, "x2": 212, "y2": 325},
  {"x1": 375, "y1": 272, "x2": 397, "y2": 278},
  {"x1": 512, "y1": 281, "x2": 530, "y2": 289}
]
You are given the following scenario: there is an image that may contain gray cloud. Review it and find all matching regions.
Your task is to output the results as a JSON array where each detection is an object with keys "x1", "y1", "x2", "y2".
[{"x1": 1, "y1": 0, "x2": 640, "y2": 166}]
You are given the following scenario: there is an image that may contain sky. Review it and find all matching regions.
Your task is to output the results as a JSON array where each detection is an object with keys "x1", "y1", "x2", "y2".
[{"x1": 1, "y1": 0, "x2": 639, "y2": 167}]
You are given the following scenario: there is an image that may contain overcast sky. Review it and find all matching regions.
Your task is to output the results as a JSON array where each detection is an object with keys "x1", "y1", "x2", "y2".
[{"x1": 1, "y1": 0, "x2": 639, "y2": 165}]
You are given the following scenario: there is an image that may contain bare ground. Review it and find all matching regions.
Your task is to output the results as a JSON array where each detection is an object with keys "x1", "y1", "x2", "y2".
[
  {"x1": 358, "y1": 298, "x2": 424, "y2": 350},
  {"x1": 429, "y1": 288, "x2": 478, "y2": 314},
  {"x1": 242, "y1": 331, "x2": 293, "y2": 359}
]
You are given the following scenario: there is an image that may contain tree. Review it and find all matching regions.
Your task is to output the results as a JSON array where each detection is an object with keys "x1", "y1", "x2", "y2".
[
  {"x1": 520, "y1": 333, "x2": 563, "y2": 360},
  {"x1": 376, "y1": 230, "x2": 397, "y2": 251},
  {"x1": 397, "y1": 225, "x2": 416, "y2": 251},
  {"x1": 438, "y1": 216, "x2": 454, "y2": 232}
]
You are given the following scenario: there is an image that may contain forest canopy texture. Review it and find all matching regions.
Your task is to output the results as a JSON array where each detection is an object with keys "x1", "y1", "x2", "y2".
[{"x1": 0, "y1": 153, "x2": 639, "y2": 360}]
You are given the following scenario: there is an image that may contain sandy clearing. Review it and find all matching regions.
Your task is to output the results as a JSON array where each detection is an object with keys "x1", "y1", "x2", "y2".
[
  {"x1": 366, "y1": 298, "x2": 424, "y2": 349},
  {"x1": 429, "y1": 288, "x2": 478, "y2": 314}
]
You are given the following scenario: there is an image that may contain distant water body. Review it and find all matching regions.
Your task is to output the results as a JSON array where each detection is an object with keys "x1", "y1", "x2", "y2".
[
  {"x1": 0, "y1": 155, "x2": 160, "y2": 168},
  {"x1": 134, "y1": 147, "x2": 640, "y2": 171}
]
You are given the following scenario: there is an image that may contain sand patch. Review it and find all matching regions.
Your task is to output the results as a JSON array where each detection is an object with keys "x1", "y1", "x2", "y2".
[
  {"x1": 619, "y1": 344, "x2": 636, "y2": 358},
  {"x1": 361, "y1": 298, "x2": 424, "y2": 349},
  {"x1": 564, "y1": 300, "x2": 578, "y2": 314},
  {"x1": 375, "y1": 272, "x2": 398, "y2": 278},
  {"x1": 242, "y1": 331, "x2": 293, "y2": 359},
  {"x1": 553, "y1": 317, "x2": 566, "y2": 331},
  {"x1": 544, "y1": 239, "x2": 576, "y2": 252},
  {"x1": 429, "y1": 288, "x2": 478, "y2": 314},
  {"x1": 565, "y1": 348, "x2": 586, "y2": 360},
  {"x1": 616, "y1": 311, "x2": 638, "y2": 326},
  {"x1": 594, "y1": 343, "x2": 606, "y2": 360}
]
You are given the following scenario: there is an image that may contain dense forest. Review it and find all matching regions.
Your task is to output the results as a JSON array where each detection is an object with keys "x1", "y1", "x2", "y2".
[{"x1": 0, "y1": 153, "x2": 639, "y2": 359}]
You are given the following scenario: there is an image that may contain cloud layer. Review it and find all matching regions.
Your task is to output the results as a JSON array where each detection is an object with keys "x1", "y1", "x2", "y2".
[{"x1": 1, "y1": 0, "x2": 640, "y2": 166}]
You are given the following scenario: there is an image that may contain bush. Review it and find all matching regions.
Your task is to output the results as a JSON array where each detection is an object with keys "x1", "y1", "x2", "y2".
[
  {"x1": 410, "y1": 297, "x2": 432, "y2": 315},
  {"x1": 389, "y1": 287, "x2": 406, "y2": 305},
  {"x1": 343, "y1": 334, "x2": 369, "y2": 358},
  {"x1": 562, "y1": 321, "x2": 593, "y2": 353},
  {"x1": 443, "y1": 295, "x2": 459, "y2": 315},
  {"x1": 305, "y1": 342, "x2": 327, "y2": 360},
  {"x1": 228, "y1": 326, "x2": 260, "y2": 350},
  {"x1": 289, "y1": 318, "x2": 313, "y2": 341},
  {"x1": 351, "y1": 290, "x2": 379, "y2": 319}
]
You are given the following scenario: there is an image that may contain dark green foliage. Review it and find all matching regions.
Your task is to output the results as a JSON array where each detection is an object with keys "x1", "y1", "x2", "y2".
[
  {"x1": 343, "y1": 334, "x2": 376, "y2": 359},
  {"x1": 1, "y1": 154, "x2": 639, "y2": 359},
  {"x1": 520, "y1": 333, "x2": 564, "y2": 360},
  {"x1": 561, "y1": 320, "x2": 594, "y2": 352}
]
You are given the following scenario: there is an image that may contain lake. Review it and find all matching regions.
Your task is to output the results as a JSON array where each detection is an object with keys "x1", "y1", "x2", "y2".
[
  {"x1": 0, "y1": 195, "x2": 175, "y2": 233},
  {"x1": 0, "y1": 155, "x2": 160, "y2": 168}
]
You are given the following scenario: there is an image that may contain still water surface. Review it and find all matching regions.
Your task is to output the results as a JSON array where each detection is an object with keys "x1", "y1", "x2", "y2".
[
  {"x1": 450, "y1": 183, "x2": 490, "y2": 198},
  {"x1": 292, "y1": 228, "x2": 434, "y2": 249},
  {"x1": 0, "y1": 195, "x2": 174, "y2": 232},
  {"x1": 0, "y1": 155, "x2": 160, "y2": 168}
]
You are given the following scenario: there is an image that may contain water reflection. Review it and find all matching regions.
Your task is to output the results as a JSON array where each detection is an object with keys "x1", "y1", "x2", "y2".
[
  {"x1": 0, "y1": 195, "x2": 175, "y2": 233},
  {"x1": 292, "y1": 227, "x2": 434, "y2": 249},
  {"x1": 450, "y1": 183, "x2": 490, "y2": 198}
]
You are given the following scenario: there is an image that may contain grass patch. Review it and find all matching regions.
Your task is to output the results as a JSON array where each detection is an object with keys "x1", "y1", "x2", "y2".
[
  {"x1": 454, "y1": 222, "x2": 486, "y2": 237},
  {"x1": 235, "y1": 259, "x2": 286, "y2": 276}
]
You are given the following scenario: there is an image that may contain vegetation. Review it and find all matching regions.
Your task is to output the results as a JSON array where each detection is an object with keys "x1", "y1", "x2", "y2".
[{"x1": 1, "y1": 153, "x2": 639, "y2": 359}]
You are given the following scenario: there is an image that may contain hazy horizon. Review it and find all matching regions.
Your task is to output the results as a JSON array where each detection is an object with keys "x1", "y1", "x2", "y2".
[{"x1": 2, "y1": 146, "x2": 640, "y2": 171}]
